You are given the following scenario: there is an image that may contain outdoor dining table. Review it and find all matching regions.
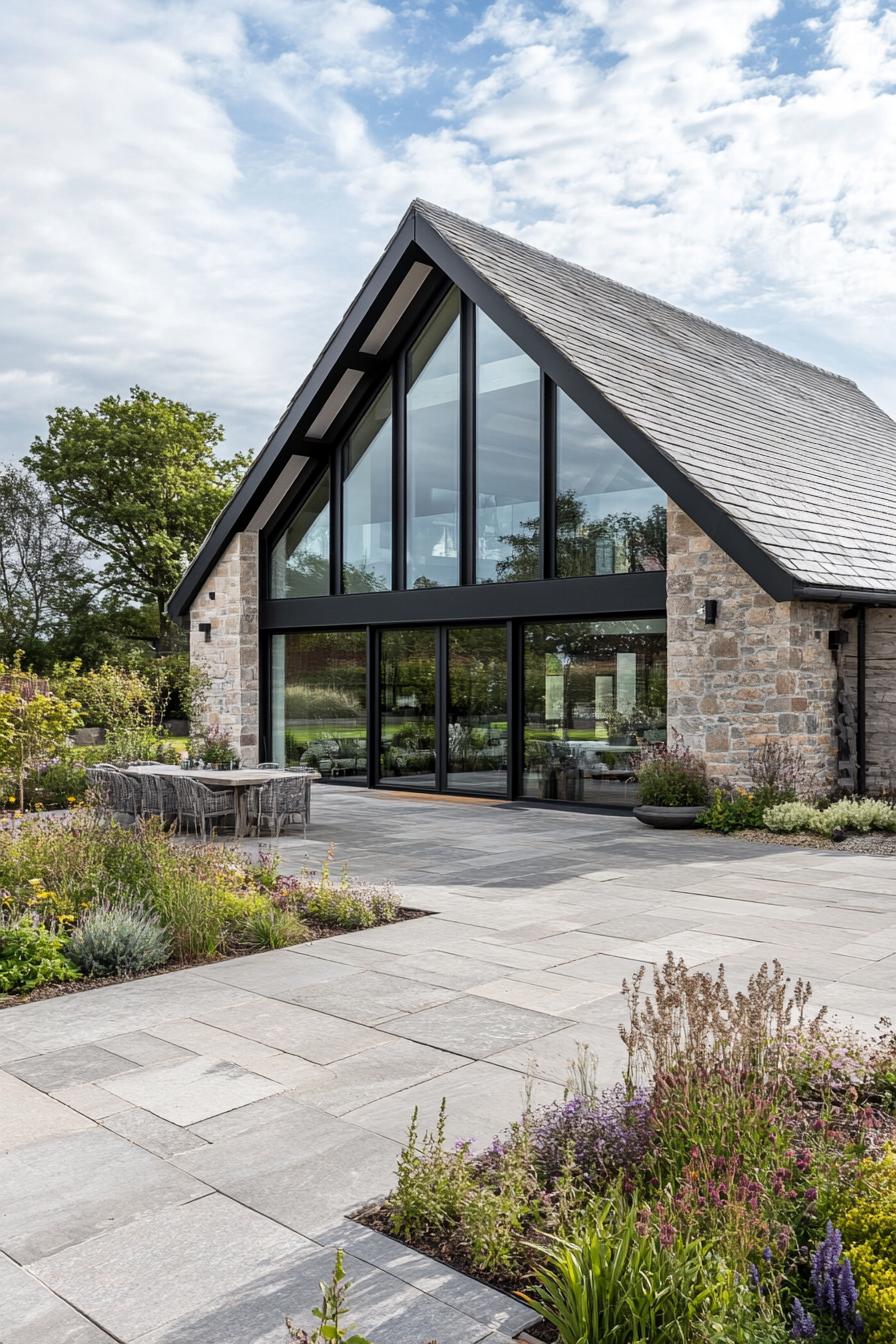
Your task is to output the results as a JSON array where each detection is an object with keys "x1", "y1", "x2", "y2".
[{"x1": 126, "y1": 765, "x2": 320, "y2": 838}]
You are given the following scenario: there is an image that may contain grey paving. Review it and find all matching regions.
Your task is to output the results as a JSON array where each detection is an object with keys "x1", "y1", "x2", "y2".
[
  {"x1": 0, "y1": 1126, "x2": 209, "y2": 1262},
  {"x1": 0, "y1": 1251, "x2": 115, "y2": 1343},
  {"x1": 101, "y1": 1054, "x2": 286, "y2": 1125},
  {"x1": 3, "y1": 787, "x2": 896, "y2": 1341}
]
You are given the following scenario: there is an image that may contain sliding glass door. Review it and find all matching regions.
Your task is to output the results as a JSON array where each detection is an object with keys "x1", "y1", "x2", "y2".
[
  {"x1": 379, "y1": 628, "x2": 437, "y2": 788},
  {"x1": 446, "y1": 626, "x2": 508, "y2": 794}
]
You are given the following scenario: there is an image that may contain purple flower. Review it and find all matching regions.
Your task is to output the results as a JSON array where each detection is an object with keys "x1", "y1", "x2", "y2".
[
  {"x1": 790, "y1": 1298, "x2": 817, "y2": 1338},
  {"x1": 530, "y1": 1084, "x2": 653, "y2": 1186},
  {"x1": 810, "y1": 1223, "x2": 864, "y2": 1334}
]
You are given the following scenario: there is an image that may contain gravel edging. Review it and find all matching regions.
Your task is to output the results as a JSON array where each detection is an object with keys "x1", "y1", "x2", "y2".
[{"x1": 703, "y1": 827, "x2": 896, "y2": 855}]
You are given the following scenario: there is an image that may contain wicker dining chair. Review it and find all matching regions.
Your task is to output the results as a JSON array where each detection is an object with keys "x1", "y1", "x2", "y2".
[
  {"x1": 171, "y1": 774, "x2": 235, "y2": 839},
  {"x1": 255, "y1": 773, "x2": 310, "y2": 838},
  {"x1": 86, "y1": 766, "x2": 116, "y2": 817},
  {"x1": 142, "y1": 772, "x2": 178, "y2": 826}
]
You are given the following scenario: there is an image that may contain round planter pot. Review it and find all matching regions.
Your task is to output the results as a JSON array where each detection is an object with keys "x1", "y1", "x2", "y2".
[{"x1": 633, "y1": 804, "x2": 705, "y2": 829}]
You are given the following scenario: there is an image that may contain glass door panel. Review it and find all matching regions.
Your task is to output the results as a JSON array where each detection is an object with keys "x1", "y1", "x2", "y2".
[
  {"x1": 379, "y1": 628, "x2": 437, "y2": 788},
  {"x1": 446, "y1": 625, "x2": 508, "y2": 795}
]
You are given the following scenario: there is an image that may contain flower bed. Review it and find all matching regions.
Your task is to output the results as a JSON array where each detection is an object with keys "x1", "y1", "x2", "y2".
[
  {"x1": 360, "y1": 956, "x2": 896, "y2": 1343},
  {"x1": 0, "y1": 814, "x2": 410, "y2": 1001}
]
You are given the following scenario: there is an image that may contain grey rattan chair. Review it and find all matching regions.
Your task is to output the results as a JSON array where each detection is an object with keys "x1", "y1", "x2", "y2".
[
  {"x1": 105, "y1": 767, "x2": 141, "y2": 820},
  {"x1": 257, "y1": 761, "x2": 281, "y2": 769},
  {"x1": 86, "y1": 766, "x2": 115, "y2": 817},
  {"x1": 142, "y1": 772, "x2": 178, "y2": 825},
  {"x1": 256, "y1": 774, "x2": 310, "y2": 838},
  {"x1": 171, "y1": 774, "x2": 235, "y2": 839}
]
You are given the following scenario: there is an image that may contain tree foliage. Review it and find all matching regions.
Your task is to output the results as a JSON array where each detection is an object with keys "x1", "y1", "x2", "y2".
[
  {"x1": 0, "y1": 466, "x2": 97, "y2": 668},
  {"x1": 26, "y1": 386, "x2": 250, "y2": 647}
]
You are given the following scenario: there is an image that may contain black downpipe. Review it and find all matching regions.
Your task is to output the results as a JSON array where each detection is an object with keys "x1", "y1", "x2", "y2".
[{"x1": 857, "y1": 606, "x2": 867, "y2": 796}]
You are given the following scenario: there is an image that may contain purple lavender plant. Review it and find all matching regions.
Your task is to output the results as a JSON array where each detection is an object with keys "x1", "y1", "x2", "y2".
[
  {"x1": 810, "y1": 1223, "x2": 864, "y2": 1335},
  {"x1": 531, "y1": 1084, "x2": 653, "y2": 1185},
  {"x1": 790, "y1": 1298, "x2": 817, "y2": 1338}
]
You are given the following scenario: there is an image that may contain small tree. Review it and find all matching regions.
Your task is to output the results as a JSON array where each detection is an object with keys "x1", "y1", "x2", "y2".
[{"x1": 0, "y1": 657, "x2": 82, "y2": 810}]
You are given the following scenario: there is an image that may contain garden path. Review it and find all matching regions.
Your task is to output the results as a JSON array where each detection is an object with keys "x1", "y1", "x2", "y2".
[{"x1": 3, "y1": 790, "x2": 896, "y2": 1343}]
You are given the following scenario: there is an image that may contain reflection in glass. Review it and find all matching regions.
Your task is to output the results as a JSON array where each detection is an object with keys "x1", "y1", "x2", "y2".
[
  {"x1": 270, "y1": 469, "x2": 331, "y2": 598},
  {"x1": 406, "y1": 290, "x2": 461, "y2": 589},
  {"x1": 556, "y1": 392, "x2": 666, "y2": 577},
  {"x1": 522, "y1": 618, "x2": 667, "y2": 806},
  {"x1": 379, "y1": 628, "x2": 437, "y2": 787},
  {"x1": 343, "y1": 381, "x2": 392, "y2": 593},
  {"x1": 271, "y1": 630, "x2": 367, "y2": 777},
  {"x1": 475, "y1": 312, "x2": 540, "y2": 583},
  {"x1": 447, "y1": 626, "x2": 508, "y2": 794}
]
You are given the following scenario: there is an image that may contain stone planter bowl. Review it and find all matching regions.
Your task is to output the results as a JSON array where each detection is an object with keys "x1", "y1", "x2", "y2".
[{"x1": 633, "y1": 804, "x2": 705, "y2": 829}]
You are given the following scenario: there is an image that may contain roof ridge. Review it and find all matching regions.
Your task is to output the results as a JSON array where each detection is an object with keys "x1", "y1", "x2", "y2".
[{"x1": 411, "y1": 198, "x2": 858, "y2": 389}]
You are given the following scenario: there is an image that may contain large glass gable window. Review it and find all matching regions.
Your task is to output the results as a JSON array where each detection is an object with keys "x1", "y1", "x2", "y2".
[
  {"x1": 406, "y1": 290, "x2": 461, "y2": 589},
  {"x1": 556, "y1": 391, "x2": 666, "y2": 577},
  {"x1": 270, "y1": 468, "x2": 330, "y2": 598},
  {"x1": 343, "y1": 380, "x2": 392, "y2": 593},
  {"x1": 475, "y1": 311, "x2": 540, "y2": 583}
]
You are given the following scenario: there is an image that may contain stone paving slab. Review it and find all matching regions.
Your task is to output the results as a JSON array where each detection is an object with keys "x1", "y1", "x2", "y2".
[
  {"x1": 102, "y1": 1054, "x2": 286, "y2": 1125},
  {"x1": 0, "y1": 1126, "x2": 210, "y2": 1262},
  {"x1": 28, "y1": 1193, "x2": 314, "y2": 1341},
  {"x1": 3, "y1": 788, "x2": 896, "y2": 1342},
  {"x1": 170, "y1": 1110, "x2": 403, "y2": 1236},
  {"x1": 0, "y1": 1250, "x2": 116, "y2": 1343},
  {"x1": 5, "y1": 1042, "x2": 140, "y2": 1092},
  {"x1": 0, "y1": 1071, "x2": 94, "y2": 1152}
]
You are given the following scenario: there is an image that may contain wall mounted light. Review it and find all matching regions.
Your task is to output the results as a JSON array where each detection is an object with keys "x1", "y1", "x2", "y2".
[
  {"x1": 828, "y1": 629, "x2": 848, "y2": 652},
  {"x1": 198, "y1": 622, "x2": 212, "y2": 643},
  {"x1": 208, "y1": 591, "x2": 215, "y2": 601},
  {"x1": 699, "y1": 599, "x2": 719, "y2": 626}
]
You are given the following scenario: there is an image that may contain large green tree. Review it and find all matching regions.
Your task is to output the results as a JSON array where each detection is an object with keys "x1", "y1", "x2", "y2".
[{"x1": 26, "y1": 387, "x2": 250, "y2": 649}]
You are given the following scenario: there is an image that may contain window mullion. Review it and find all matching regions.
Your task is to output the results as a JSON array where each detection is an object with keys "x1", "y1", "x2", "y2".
[{"x1": 461, "y1": 294, "x2": 476, "y2": 587}]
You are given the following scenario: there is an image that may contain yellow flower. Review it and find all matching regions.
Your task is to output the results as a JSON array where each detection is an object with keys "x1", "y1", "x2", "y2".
[
  {"x1": 27, "y1": 878, "x2": 42, "y2": 887},
  {"x1": 7, "y1": 796, "x2": 15, "y2": 805},
  {"x1": 66, "y1": 795, "x2": 77, "y2": 804}
]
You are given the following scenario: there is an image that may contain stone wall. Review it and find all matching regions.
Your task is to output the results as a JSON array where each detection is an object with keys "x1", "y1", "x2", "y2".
[
  {"x1": 666, "y1": 502, "x2": 843, "y2": 790},
  {"x1": 865, "y1": 608, "x2": 896, "y2": 794},
  {"x1": 188, "y1": 531, "x2": 260, "y2": 766}
]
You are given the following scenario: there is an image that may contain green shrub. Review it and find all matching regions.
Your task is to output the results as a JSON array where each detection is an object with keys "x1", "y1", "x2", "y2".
[
  {"x1": 762, "y1": 801, "x2": 818, "y2": 833},
  {"x1": 764, "y1": 797, "x2": 896, "y2": 835},
  {"x1": 23, "y1": 758, "x2": 88, "y2": 809},
  {"x1": 284, "y1": 685, "x2": 363, "y2": 721},
  {"x1": 0, "y1": 914, "x2": 80, "y2": 993},
  {"x1": 67, "y1": 901, "x2": 170, "y2": 978},
  {"x1": 700, "y1": 786, "x2": 791, "y2": 833},
  {"x1": 839, "y1": 1146, "x2": 896, "y2": 1343},
  {"x1": 636, "y1": 736, "x2": 710, "y2": 807}
]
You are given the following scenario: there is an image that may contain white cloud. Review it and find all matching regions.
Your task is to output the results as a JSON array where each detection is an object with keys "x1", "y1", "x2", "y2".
[{"x1": 1, "y1": 0, "x2": 895, "y2": 466}]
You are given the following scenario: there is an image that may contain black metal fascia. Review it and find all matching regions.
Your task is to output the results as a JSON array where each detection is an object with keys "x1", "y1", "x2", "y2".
[
  {"x1": 167, "y1": 213, "x2": 421, "y2": 620},
  {"x1": 259, "y1": 570, "x2": 666, "y2": 632},
  {"x1": 412, "y1": 214, "x2": 797, "y2": 603}
]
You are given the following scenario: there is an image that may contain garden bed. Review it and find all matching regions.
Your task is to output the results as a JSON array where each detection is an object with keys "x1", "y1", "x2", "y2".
[
  {"x1": 357, "y1": 956, "x2": 896, "y2": 1343},
  {"x1": 0, "y1": 813, "x2": 415, "y2": 1002}
]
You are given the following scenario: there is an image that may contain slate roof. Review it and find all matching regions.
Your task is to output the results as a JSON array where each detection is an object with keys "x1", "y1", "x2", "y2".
[{"x1": 416, "y1": 200, "x2": 896, "y2": 593}]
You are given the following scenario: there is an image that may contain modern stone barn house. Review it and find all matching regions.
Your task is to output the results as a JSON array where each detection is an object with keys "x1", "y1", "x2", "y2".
[{"x1": 168, "y1": 201, "x2": 896, "y2": 809}]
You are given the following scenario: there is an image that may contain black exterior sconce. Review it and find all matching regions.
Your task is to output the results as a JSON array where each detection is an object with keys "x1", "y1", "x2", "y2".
[
  {"x1": 700, "y1": 599, "x2": 719, "y2": 626},
  {"x1": 198, "y1": 622, "x2": 212, "y2": 643}
]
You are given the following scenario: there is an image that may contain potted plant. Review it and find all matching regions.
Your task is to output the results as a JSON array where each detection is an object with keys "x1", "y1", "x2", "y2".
[
  {"x1": 190, "y1": 726, "x2": 236, "y2": 769},
  {"x1": 633, "y1": 735, "x2": 710, "y2": 828}
]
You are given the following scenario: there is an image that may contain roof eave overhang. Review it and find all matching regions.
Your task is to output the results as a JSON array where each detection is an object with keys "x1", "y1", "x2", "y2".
[{"x1": 791, "y1": 582, "x2": 896, "y2": 606}]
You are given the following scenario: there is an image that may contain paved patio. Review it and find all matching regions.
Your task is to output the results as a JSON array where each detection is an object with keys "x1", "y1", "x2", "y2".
[{"x1": 4, "y1": 790, "x2": 896, "y2": 1343}]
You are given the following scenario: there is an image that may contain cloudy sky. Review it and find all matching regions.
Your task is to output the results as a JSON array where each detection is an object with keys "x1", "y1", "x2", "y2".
[{"x1": 2, "y1": 0, "x2": 895, "y2": 462}]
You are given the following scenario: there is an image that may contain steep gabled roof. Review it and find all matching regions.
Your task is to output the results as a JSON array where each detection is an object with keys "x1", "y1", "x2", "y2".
[
  {"x1": 416, "y1": 201, "x2": 896, "y2": 595},
  {"x1": 169, "y1": 200, "x2": 896, "y2": 618}
]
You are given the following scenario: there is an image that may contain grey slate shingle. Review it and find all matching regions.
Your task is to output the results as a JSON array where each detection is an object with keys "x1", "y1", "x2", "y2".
[{"x1": 415, "y1": 200, "x2": 896, "y2": 593}]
